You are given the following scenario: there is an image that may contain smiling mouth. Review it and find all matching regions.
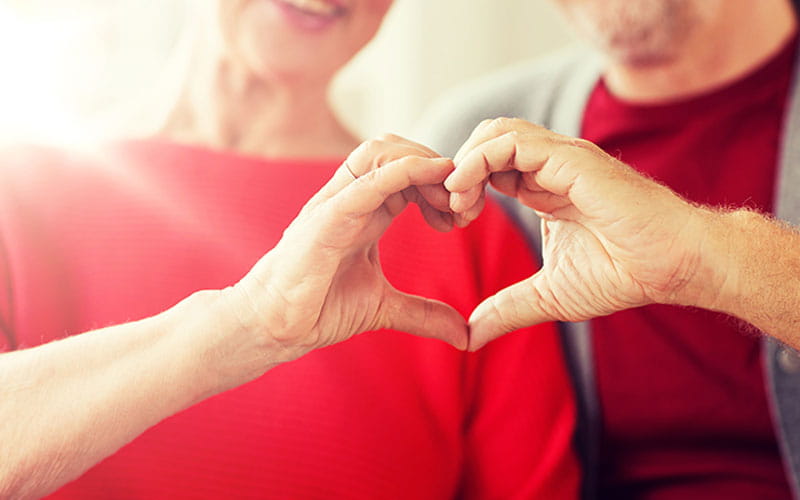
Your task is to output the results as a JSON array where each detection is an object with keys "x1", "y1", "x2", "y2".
[{"x1": 274, "y1": 0, "x2": 345, "y2": 17}]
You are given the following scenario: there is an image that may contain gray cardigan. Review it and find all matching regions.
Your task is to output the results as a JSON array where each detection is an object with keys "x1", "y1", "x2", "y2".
[{"x1": 417, "y1": 43, "x2": 800, "y2": 499}]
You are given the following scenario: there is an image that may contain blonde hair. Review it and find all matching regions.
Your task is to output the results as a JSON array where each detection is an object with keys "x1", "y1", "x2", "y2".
[{"x1": 111, "y1": 0, "x2": 228, "y2": 143}]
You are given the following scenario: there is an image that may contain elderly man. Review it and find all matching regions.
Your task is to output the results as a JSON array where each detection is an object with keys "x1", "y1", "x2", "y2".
[{"x1": 420, "y1": 0, "x2": 800, "y2": 498}]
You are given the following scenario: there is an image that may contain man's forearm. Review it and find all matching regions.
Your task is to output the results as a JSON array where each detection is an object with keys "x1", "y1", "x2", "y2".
[
  {"x1": 0, "y1": 291, "x2": 245, "y2": 499},
  {"x1": 698, "y1": 208, "x2": 800, "y2": 346}
]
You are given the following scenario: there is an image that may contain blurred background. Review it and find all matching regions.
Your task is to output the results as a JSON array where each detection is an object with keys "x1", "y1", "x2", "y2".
[{"x1": 0, "y1": 0, "x2": 575, "y2": 144}]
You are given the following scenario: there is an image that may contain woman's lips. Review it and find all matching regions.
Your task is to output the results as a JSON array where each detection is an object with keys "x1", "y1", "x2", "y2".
[{"x1": 271, "y1": 0, "x2": 346, "y2": 32}]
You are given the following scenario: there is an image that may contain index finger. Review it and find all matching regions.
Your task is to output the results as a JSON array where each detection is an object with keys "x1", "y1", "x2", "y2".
[
  {"x1": 452, "y1": 117, "x2": 546, "y2": 165},
  {"x1": 452, "y1": 118, "x2": 497, "y2": 166},
  {"x1": 311, "y1": 136, "x2": 442, "y2": 206},
  {"x1": 446, "y1": 131, "x2": 528, "y2": 195},
  {"x1": 447, "y1": 123, "x2": 585, "y2": 200},
  {"x1": 379, "y1": 133, "x2": 443, "y2": 159},
  {"x1": 331, "y1": 156, "x2": 455, "y2": 217}
]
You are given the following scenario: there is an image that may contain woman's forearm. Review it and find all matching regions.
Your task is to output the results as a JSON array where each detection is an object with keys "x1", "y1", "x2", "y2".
[
  {"x1": 0, "y1": 290, "x2": 261, "y2": 500},
  {"x1": 0, "y1": 144, "x2": 464, "y2": 499}
]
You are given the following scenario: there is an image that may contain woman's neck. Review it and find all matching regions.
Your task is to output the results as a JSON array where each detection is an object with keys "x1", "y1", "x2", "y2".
[{"x1": 164, "y1": 60, "x2": 359, "y2": 159}]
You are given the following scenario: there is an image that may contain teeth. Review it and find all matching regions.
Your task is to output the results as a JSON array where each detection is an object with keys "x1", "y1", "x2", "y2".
[{"x1": 282, "y1": 0, "x2": 340, "y2": 16}]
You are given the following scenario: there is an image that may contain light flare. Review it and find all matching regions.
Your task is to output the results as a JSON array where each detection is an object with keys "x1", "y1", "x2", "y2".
[{"x1": 0, "y1": 4, "x2": 106, "y2": 146}]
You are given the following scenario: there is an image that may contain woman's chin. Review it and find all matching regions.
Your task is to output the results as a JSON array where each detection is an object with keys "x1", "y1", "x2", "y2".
[{"x1": 232, "y1": 0, "x2": 369, "y2": 81}]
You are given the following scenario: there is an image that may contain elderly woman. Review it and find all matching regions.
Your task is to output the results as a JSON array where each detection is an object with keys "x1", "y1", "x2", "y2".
[{"x1": 0, "y1": 1, "x2": 578, "y2": 498}]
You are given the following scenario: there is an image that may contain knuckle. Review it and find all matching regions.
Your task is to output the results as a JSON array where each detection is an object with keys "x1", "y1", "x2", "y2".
[
  {"x1": 394, "y1": 155, "x2": 415, "y2": 166},
  {"x1": 490, "y1": 297, "x2": 518, "y2": 333},
  {"x1": 352, "y1": 139, "x2": 372, "y2": 157},
  {"x1": 377, "y1": 132, "x2": 402, "y2": 142},
  {"x1": 478, "y1": 118, "x2": 494, "y2": 130},
  {"x1": 493, "y1": 116, "x2": 528, "y2": 131},
  {"x1": 357, "y1": 167, "x2": 389, "y2": 194},
  {"x1": 418, "y1": 299, "x2": 435, "y2": 332},
  {"x1": 363, "y1": 138, "x2": 384, "y2": 154},
  {"x1": 527, "y1": 120, "x2": 548, "y2": 133},
  {"x1": 350, "y1": 172, "x2": 375, "y2": 191},
  {"x1": 544, "y1": 134, "x2": 563, "y2": 148},
  {"x1": 569, "y1": 137, "x2": 598, "y2": 152},
  {"x1": 353, "y1": 139, "x2": 392, "y2": 172},
  {"x1": 346, "y1": 141, "x2": 373, "y2": 174},
  {"x1": 490, "y1": 117, "x2": 513, "y2": 130}
]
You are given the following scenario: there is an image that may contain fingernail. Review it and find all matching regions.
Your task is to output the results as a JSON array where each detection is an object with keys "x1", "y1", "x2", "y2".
[
  {"x1": 443, "y1": 173, "x2": 459, "y2": 192},
  {"x1": 467, "y1": 313, "x2": 490, "y2": 352},
  {"x1": 466, "y1": 324, "x2": 487, "y2": 352},
  {"x1": 468, "y1": 301, "x2": 490, "y2": 325},
  {"x1": 451, "y1": 192, "x2": 464, "y2": 211}
]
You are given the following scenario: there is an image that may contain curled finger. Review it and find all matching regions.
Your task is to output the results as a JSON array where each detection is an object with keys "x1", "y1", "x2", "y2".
[
  {"x1": 331, "y1": 156, "x2": 455, "y2": 217},
  {"x1": 403, "y1": 188, "x2": 454, "y2": 233}
]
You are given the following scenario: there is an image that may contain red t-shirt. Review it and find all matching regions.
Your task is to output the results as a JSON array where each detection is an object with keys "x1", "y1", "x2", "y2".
[
  {"x1": 0, "y1": 141, "x2": 578, "y2": 499},
  {"x1": 582, "y1": 37, "x2": 797, "y2": 499}
]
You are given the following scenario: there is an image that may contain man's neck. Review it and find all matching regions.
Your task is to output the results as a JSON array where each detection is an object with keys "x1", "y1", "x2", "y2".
[{"x1": 605, "y1": 1, "x2": 797, "y2": 103}]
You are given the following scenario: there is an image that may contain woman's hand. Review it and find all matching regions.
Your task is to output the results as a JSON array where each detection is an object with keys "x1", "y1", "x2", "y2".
[
  {"x1": 0, "y1": 135, "x2": 469, "y2": 499},
  {"x1": 445, "y1": 118, "x2": 719, "y2": 350},
  {"x1": 213, "y1": 134, "x2": 468, "y2": 385}
]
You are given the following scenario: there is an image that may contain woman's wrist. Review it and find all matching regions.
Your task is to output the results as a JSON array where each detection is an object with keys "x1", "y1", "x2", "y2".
[
  {"x1": 164, "y1": 274, "x2": 312, "y2": 397},
  {"x1": 153, "y1": 289, "x2": 271, "y2": 400}
]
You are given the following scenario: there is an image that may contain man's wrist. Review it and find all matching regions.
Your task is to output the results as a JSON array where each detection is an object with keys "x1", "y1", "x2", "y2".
[
  {"x1": 691, "y1": 208, "x2": 800, "y2": 341},
  {"x1": 687, "y1": 207, "x2": 759, "y2": 315},
  {"x1": 669, "y1": 206, "x2": 739, "y2": 313}
]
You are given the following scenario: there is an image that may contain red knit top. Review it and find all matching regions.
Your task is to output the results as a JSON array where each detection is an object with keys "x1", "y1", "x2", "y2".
[{"x1": 0, "y1": 140, "x2": 578, "y2": 499}]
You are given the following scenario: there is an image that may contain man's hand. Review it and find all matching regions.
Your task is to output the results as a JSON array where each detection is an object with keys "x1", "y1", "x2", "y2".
[
  {"x1": 445, "y1": 118, "x2": 724, "y2": 350},
  {"x1": 220, "y1": 134, "x2": 468, "y2": 381}
]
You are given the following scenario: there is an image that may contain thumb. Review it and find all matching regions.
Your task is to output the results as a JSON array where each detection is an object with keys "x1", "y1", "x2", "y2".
[
  {"x1": 383, "y1": 290, "x2": 469, "y2": 350},
  {"x1": 467, "y1": 273, "x2": 555, "y2": 351}
]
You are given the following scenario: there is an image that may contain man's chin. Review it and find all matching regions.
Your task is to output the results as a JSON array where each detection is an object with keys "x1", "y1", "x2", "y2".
[
  {"x1": 604, "y1": 42, "x2": 680, "y2": 68},
  {"x1": 560, "y1": 0, "x2": 700, "y2": 68}
]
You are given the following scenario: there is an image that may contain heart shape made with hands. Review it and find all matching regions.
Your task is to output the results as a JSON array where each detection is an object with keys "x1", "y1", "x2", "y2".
[
  {"x1": 369, "y1": 118, "x2": 704, "y2": 352},
  {"x1": 276, "y1": 119, "x2": 703, "y2": 357}
]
